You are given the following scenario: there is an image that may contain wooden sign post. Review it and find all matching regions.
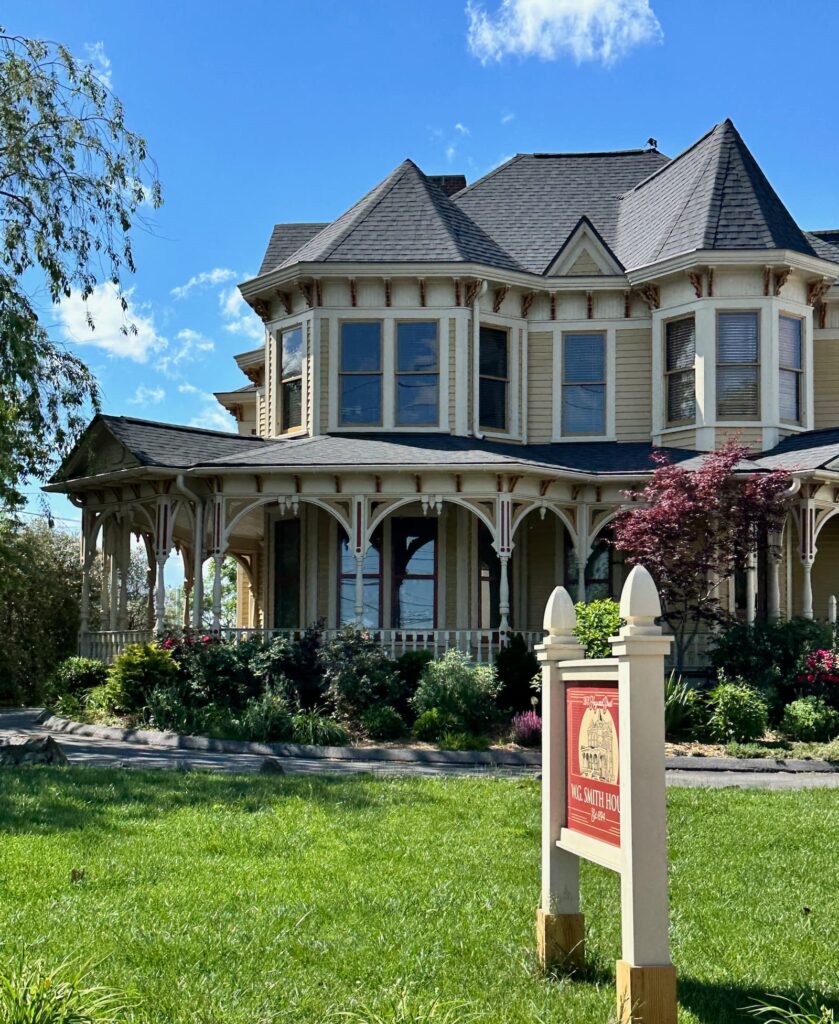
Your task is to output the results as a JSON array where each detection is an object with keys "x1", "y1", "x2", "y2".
[{"x1": 536, "y1": 565, "x2": 676, "y2": 1024}]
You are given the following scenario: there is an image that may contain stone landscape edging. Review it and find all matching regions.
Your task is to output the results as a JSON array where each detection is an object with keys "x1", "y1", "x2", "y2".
[{"x1": 36, "y1": 712, "x2": 839, "y2": 773}]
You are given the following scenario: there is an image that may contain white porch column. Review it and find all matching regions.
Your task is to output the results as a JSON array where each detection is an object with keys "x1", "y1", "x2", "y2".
[
  {"x1": 211, "y1": 552, "x2": 224, "y2": 631},
  {"x1": 799, "y1": 499, "x2": 816, "y2": 620},
  {"x1": 767, "y1": 551, "x2": 781, "y2": 622},
  {"x1": 191, "y1": 498, "x2": 205, "y2": 630},
  {"x1": 354, "y1": 553, "x2": 365, "y2": 624},
  {"x1": 153, "y1": 497, "x2": 174, "y2": 635},
  {"x1": 802, "y1": 560, "x2": 814, "y2": 620},
  {"x1": 117, "y1": 517, "x2": 130, "y2": 630},
  {"x1": 498, "y1": 553, "x2": 511, "y2": 635},
  {"x1": 154, "y1": 552, "x2": 168, "y2": 634},
  {"x1": 576, "y1": 553, "x2": 587, "y2": 604},
  {"x1": 745, "y1": 551, "x2": 757, "y2": 625},
  {"x1": 78, "y1": 508, "x2": 93, "y2": 649}
]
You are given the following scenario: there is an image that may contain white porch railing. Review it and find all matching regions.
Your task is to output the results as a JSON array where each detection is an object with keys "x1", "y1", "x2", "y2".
[{"x1": 80, "y1": 627, "x2": 543, "y2": 664}]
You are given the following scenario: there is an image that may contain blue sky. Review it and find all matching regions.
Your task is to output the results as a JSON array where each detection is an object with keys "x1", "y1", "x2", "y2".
[{"x1": 13, "y1": 0, "x2": 839, "y2": 533}]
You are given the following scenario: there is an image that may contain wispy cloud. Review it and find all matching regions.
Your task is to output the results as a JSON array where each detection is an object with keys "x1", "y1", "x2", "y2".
[
  {"x1": 171, "y1": 267, "x2": 238, "y2": 300},
  {"x1": 219, "y1": 286, "x2": 264, "y2": 343},
  {"x1": 466, "y1": 0, "x2": 662, "y2": 66},
  {"x1": 84, "y1": 41, "x2": 113, "y2": 89},
  {"x1": 190, "y1": 405, "x2": 235, "y2": 432},
  {"x1": 501, "y1": 111, "x2": 515, "y2": 124},
  {"x1": 128, "y1": 384, "x2": 165, "y2": 406},
  {"x1": 455, "y1": 122, "x2": 470, "y2": 136},
  {"x1": 57, "y1": 282, "x2": 167, "y2": 363},
  {"x1": 156, "y1": 328, "x2": 215, "y2": 377}
]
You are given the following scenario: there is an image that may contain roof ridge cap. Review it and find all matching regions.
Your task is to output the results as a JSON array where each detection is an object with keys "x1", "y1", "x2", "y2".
[
  {"x1": 102, "y1": 413, "x2": 266, "y2": 442},
  {"x1": 622, "y1": 119, "x2": 726, "y2": 196},
  {"x1": 646, "y1": 141, "x2": 720, "y2": 263}
]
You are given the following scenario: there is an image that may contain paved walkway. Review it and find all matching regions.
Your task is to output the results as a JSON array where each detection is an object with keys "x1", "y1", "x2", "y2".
[{"x1": 2, "y1": 709, "x2": 839, "y2": 789}]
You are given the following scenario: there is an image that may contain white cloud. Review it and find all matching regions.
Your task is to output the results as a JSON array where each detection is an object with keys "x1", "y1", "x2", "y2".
[
  {"x1": 466, "y1": 0, "x2": 662, "y2": 65},
  {"x1": 446, "y1": 144, "x2": 457, "y2": 162},
  {"x1": 455, "y1": 122, "x2": 470, "y2": 136},
  {"x1": 178, "y1": 382, "x2": 200, "y2": 395},
  {"x1": 57, "y1": 282, "x2": 167, "y2": 363},
  {"x1": 156, "y1": 328, "x2": 215, "y2": 377},
  {"x1": 219, "y1": 286, "x2": 264, "y2": 342},
  {"x1": 84, "y1": 41, "x2": 113, "y2": 89},
  {"x1": 190, "y1": 406, "x2": 235, "y2": 432},
  {"x1": 501, "y1": 111, "x2": 515, "y2": 124},
  {"x1": 171, "y1": 267, "x2": 238, "y2": 300},
  {"x1": 128, "y1": 384, "x2": 165, "y2": 406}
]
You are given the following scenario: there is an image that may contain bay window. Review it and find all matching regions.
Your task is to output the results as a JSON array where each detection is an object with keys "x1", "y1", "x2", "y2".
[
  {"x1": 562, "y1": 332, "x2": 606, "y2": 435},
  {"x1": 280, "y1": 325, "x2": 303, "y2": 432},
  {"x1": 340, "y1": 322, "x2": 382, "y2": 425},
  {"x1": 479, "y1": 326, "x2": 508, "y2": 432},
  {"x1": 665, "y1": 317, "x2": 696, "y2": 424},
  {"x1": 779, "y1": 315, "x2": 803, "y2": 423},
  {"x1": 396, "y1": 322, "x2": 439, "y2": 426},
  {"x1": 717, "y1": 311, "x2": 759, "y2": 419}
]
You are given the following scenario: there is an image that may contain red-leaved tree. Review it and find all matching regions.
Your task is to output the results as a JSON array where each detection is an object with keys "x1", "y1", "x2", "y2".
[{"x1": 611, "y1": 443, "x2": 792, "y2": 669}]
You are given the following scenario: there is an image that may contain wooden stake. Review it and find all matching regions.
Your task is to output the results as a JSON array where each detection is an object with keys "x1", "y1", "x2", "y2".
[
  {"x1": 616, "y1": 961, "x2": 677, "y2": 1024},
  {"x1": 536, "y1": 909, "x2": 585, "y2": 970}
]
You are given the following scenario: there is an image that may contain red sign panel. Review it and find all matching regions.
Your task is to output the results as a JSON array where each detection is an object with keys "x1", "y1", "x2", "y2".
[{"x1": 566, "y1": 684, "x2": 621, "y2": 847}]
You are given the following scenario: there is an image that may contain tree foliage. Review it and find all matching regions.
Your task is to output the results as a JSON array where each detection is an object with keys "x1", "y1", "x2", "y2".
[
  {"x1": 611, "y1": 443, "x2": 791, "y2": 668},
  {"x1": 0, "y1": 517, "x2": 82, "y2": 702},
  {"x1": 0, "y1": 29, "x2": 161, "y2": 505}
]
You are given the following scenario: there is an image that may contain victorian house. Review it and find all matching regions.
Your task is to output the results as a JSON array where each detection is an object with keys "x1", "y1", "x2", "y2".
[{"x1": 49, "y1": 119, "x2": 839, "y2": 664}]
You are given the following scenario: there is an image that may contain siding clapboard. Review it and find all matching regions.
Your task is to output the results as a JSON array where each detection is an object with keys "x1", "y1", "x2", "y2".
[
  {"x1": 527, "y1": 331, "x2": 553, "y2": 443},
  {"x1": 615, "y1": 328, "x2": 652, "y2": 441},
  {"x1": 567, "y1": 250, "x2": 601, "y2": 276},
  {"x1": 814, "y1": 338, "x2": 839, "y2": 429},
  {"x1": 319, "y1": 318, "x2": 330, "y2": 434}
]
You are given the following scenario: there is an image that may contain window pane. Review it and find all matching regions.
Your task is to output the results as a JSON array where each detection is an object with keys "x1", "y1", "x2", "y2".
[
  {"x1": 339, "y1": 581, "x2": 380, "y2": 627},
  {"x1": 393, "y1": 520, "x2": 436, "y2": 576},
  {"x1": 394, "y1": 577, "x2": 435, "y2": 629},
  {"x1": 341, "y1": 322, "x2": 381, "y2": 372},
  {"x1": 563, "y1": 384, "x2": 605, "y2": 434},
  {"x1": 780, "y1": 368, "x2": 800, "y2": 421},
  {"x1": 397, "y1": 322, "x2": 438, "y2": 372},
  {"x1": 780, "y1": 316, "x2": 802, "y2": 369},
  {"x1": 479, "y1": 327, "x2": 508, "y2": 378},
  {"x1": 718, "y1": 312, "x2": 758, "y2": 363},
  {"x1": 717, "y1": 365, "x2": 759, "y2": 418},
  {"x1": 282, "y1": 379, "x2": 302, "y2": 431},
  {"x1": 273, "y1": 520, "x2": 300, "y2": 628},
  {"x1": 667, "y1": 371, "x2": 696, "y2": 422},
  {"x1": 339, "y1": 532, "x2": 380, "y2": 575},
  {"x1": 479, "y1": 377, "x2": 507, "y2": 430},
  {"x1": 564, "y1": 334, "x2": 605, "y2": 382},
  {"x1": 340, "y1": 374, "x2": 381, "y2": 424},
  {"x1": 666, "y1": 318, "x2": 695, "y2": 371},
  {"x1": 396, "y1": 374, "x2": 438, "y2": 425},
  {"x1": 282, "y1": 326, "x2": 303, "y2": 378}
]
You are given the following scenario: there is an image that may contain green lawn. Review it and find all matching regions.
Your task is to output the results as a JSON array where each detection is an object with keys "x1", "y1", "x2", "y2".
[{"x1": 0, "y1": 771, "x2": 837, "y2": 1023}]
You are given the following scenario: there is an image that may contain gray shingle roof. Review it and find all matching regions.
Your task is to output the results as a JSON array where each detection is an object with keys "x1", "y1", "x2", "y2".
[
  {"x1": 805, "y1": 230, "x2": 839, "y2": 266},
  {"x1": 258, "y1": 223, "x2": 328, "y2": 276},
  {"x1": 452, "y1": 149, "x2": 668, "y2": 274},
  {"x1": 200, "y1": 432, "x2": 699, "y2": 475},
  {"x1": 277, "y1": 160, "x2": 523, "y2": 271},
  {"x1": 756, "y1": 427, "x2": 839, "y2": 471},
  {"x1": 616, "y1": 120, "x2": 816, "y2": 271}
]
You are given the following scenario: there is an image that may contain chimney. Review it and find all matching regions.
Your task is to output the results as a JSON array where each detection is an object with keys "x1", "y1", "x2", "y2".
[{"x1": 428, "y1": 174, "x2": 467, "y2": 197}]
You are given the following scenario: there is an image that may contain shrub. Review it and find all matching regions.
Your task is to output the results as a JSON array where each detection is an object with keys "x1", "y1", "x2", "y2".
[
  {"x1": 797, "y1": 649, "x2": 839, "y2": 709},
  {"x1": 320, "y1": 627, "x2": 400, "y2": 725},
  {"x1": 412, "y1": 650, "x2": 500, "y2": 734},
  {"x1": 84, "y1": 680, "x2": 123, "y2": 718},
  {"x1": 251, "y1": 623, "x2": 326, "y2": 709},
  {"x1": 574, "y1": 599, "x2": 621, "y2": 659},
  {"x1": 710, "y1": 618, "x2": 833, "y2": 718},
  {"x1": 290, "y1": 710, "x2": 348, "y2": 747},
  {"x1": 109, "y1": 643, "x2": 177, "y2": 714},
  {"x1": 393, "y1": 650, "x2": 434, "y2": 718},
  {"x1": 0, "y1": 959, "x2": 126, "y2": 1023},
  {"x1": 664, "y1": 671, "x2": 702, "y2": 740},
  {"x1": 782, "y1": 697, "x2": 839, "y2": 743},
  {"x1": 494, "y1": 633, "x2": 539, "y2": 711},
  {"x1": 706, "y1": 677, "x2": 769, "y2": 743},
  {"x1": 411, "y1": 708, "x2": 457, "y2": 742},
  {"x1": 509, "y1": 710, "x2": 541, "y2": 746},
  {"x1": 438, "y1": 731, "x2": 490, "y2": 752},
  {"x1": 47, "y1": 657, "x2": 109, "y2": 702},
  {"x1": 166, "y1": 636, "x2": 263, "y2": 712},
  {"x1": 52, "y1": 693, "x2": 87, "y2": 721},
  {"x1": 361, "y1": 704, "x2": 407, "y2": 741},
  {"x1": 238, "y1": 691, "x2": 294, "y2": 742}
]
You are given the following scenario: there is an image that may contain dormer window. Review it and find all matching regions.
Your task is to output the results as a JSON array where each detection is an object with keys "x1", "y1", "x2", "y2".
[
  {"x1": 479, "y1": 326, "x2": 508, "y2": 432},
  {"x1": 717, "y1": 311, "x2": 759, "y2": 419},
  {"x1": 340, "y1": 322, "x2": 382, "y2": 426},
  {"x1": 779, "y1": 315, "x2": 803, "y2": 423},
  {"x1": 562, "y1": 332, "x2": 605, "y2": 435},
  {"x1": 396, "y1": 321, "x2": 439, "y2": 426},
  {"x1": 665, "y1": 316, "x2": 696, "y2": 425},
  {"x1": 280, "y1": 326, "x2": 303, "y2": 432}
]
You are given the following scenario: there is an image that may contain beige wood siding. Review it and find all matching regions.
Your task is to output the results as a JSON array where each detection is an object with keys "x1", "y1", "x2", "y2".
[
  {"x1": 443, "y1": 507, "x2": 458, "y2": 629},
  {"x1": 615, "y1": 328, "x2": 652, "y2": 441},
  {"x1": 812, "y1": 516, "x2": 839, "y2": 622},
  {"x1": 662, "y1": 428, "x2": 697, "y2": 449},
  {"x1": 527, "y1": 331, "x2": 553, "y2": 443},
  {"x1": 305, "y1": 319, "x2": 313, "y2": 435},
  {"x1": 319, "y1": 318, "x2": 330, "y2": 434},
  {"x1": 518, "y1": 514, "x2": 559, "y2": 630},
  {"x1": 235, "y1": 564, "x2": 249, "y2": 628},
  {"x1": 316, "y1": 508, "x2": 332, "y2": 623},
  {"x1": 449, "y1": 319, "x2": 456, "y2": 431},
  {"x1": 567, "y1": 249, "x2": 601, "y2": 276},
  {"x1": 715, "y1": 427, "x2": 763, "y2": 450},
  {"x1": 814, "y1": 338, "x2": 839, "y2": 429}
]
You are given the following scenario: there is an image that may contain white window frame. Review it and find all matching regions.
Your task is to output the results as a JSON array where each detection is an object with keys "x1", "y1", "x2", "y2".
[{"x1": 551, "y1": 322, "x2": 617, "y2": 441}]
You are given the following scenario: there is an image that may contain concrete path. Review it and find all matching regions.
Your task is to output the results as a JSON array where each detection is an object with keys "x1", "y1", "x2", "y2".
[{"x1": 2, "y1": 708, "x2": 839, "y2": 789}]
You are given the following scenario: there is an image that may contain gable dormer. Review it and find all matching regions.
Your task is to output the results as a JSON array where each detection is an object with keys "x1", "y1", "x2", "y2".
[{"x1": 544, "y1": 216, "x2": 624, "y2": 277}]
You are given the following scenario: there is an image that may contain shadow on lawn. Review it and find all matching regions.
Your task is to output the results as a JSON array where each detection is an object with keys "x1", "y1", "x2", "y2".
[
  {"x1": 677, "y1": 976, "x2": 839, "y2": 1024},
  {"x1": 0, "y1": 767, "x2": 440, "y2": 835}
]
